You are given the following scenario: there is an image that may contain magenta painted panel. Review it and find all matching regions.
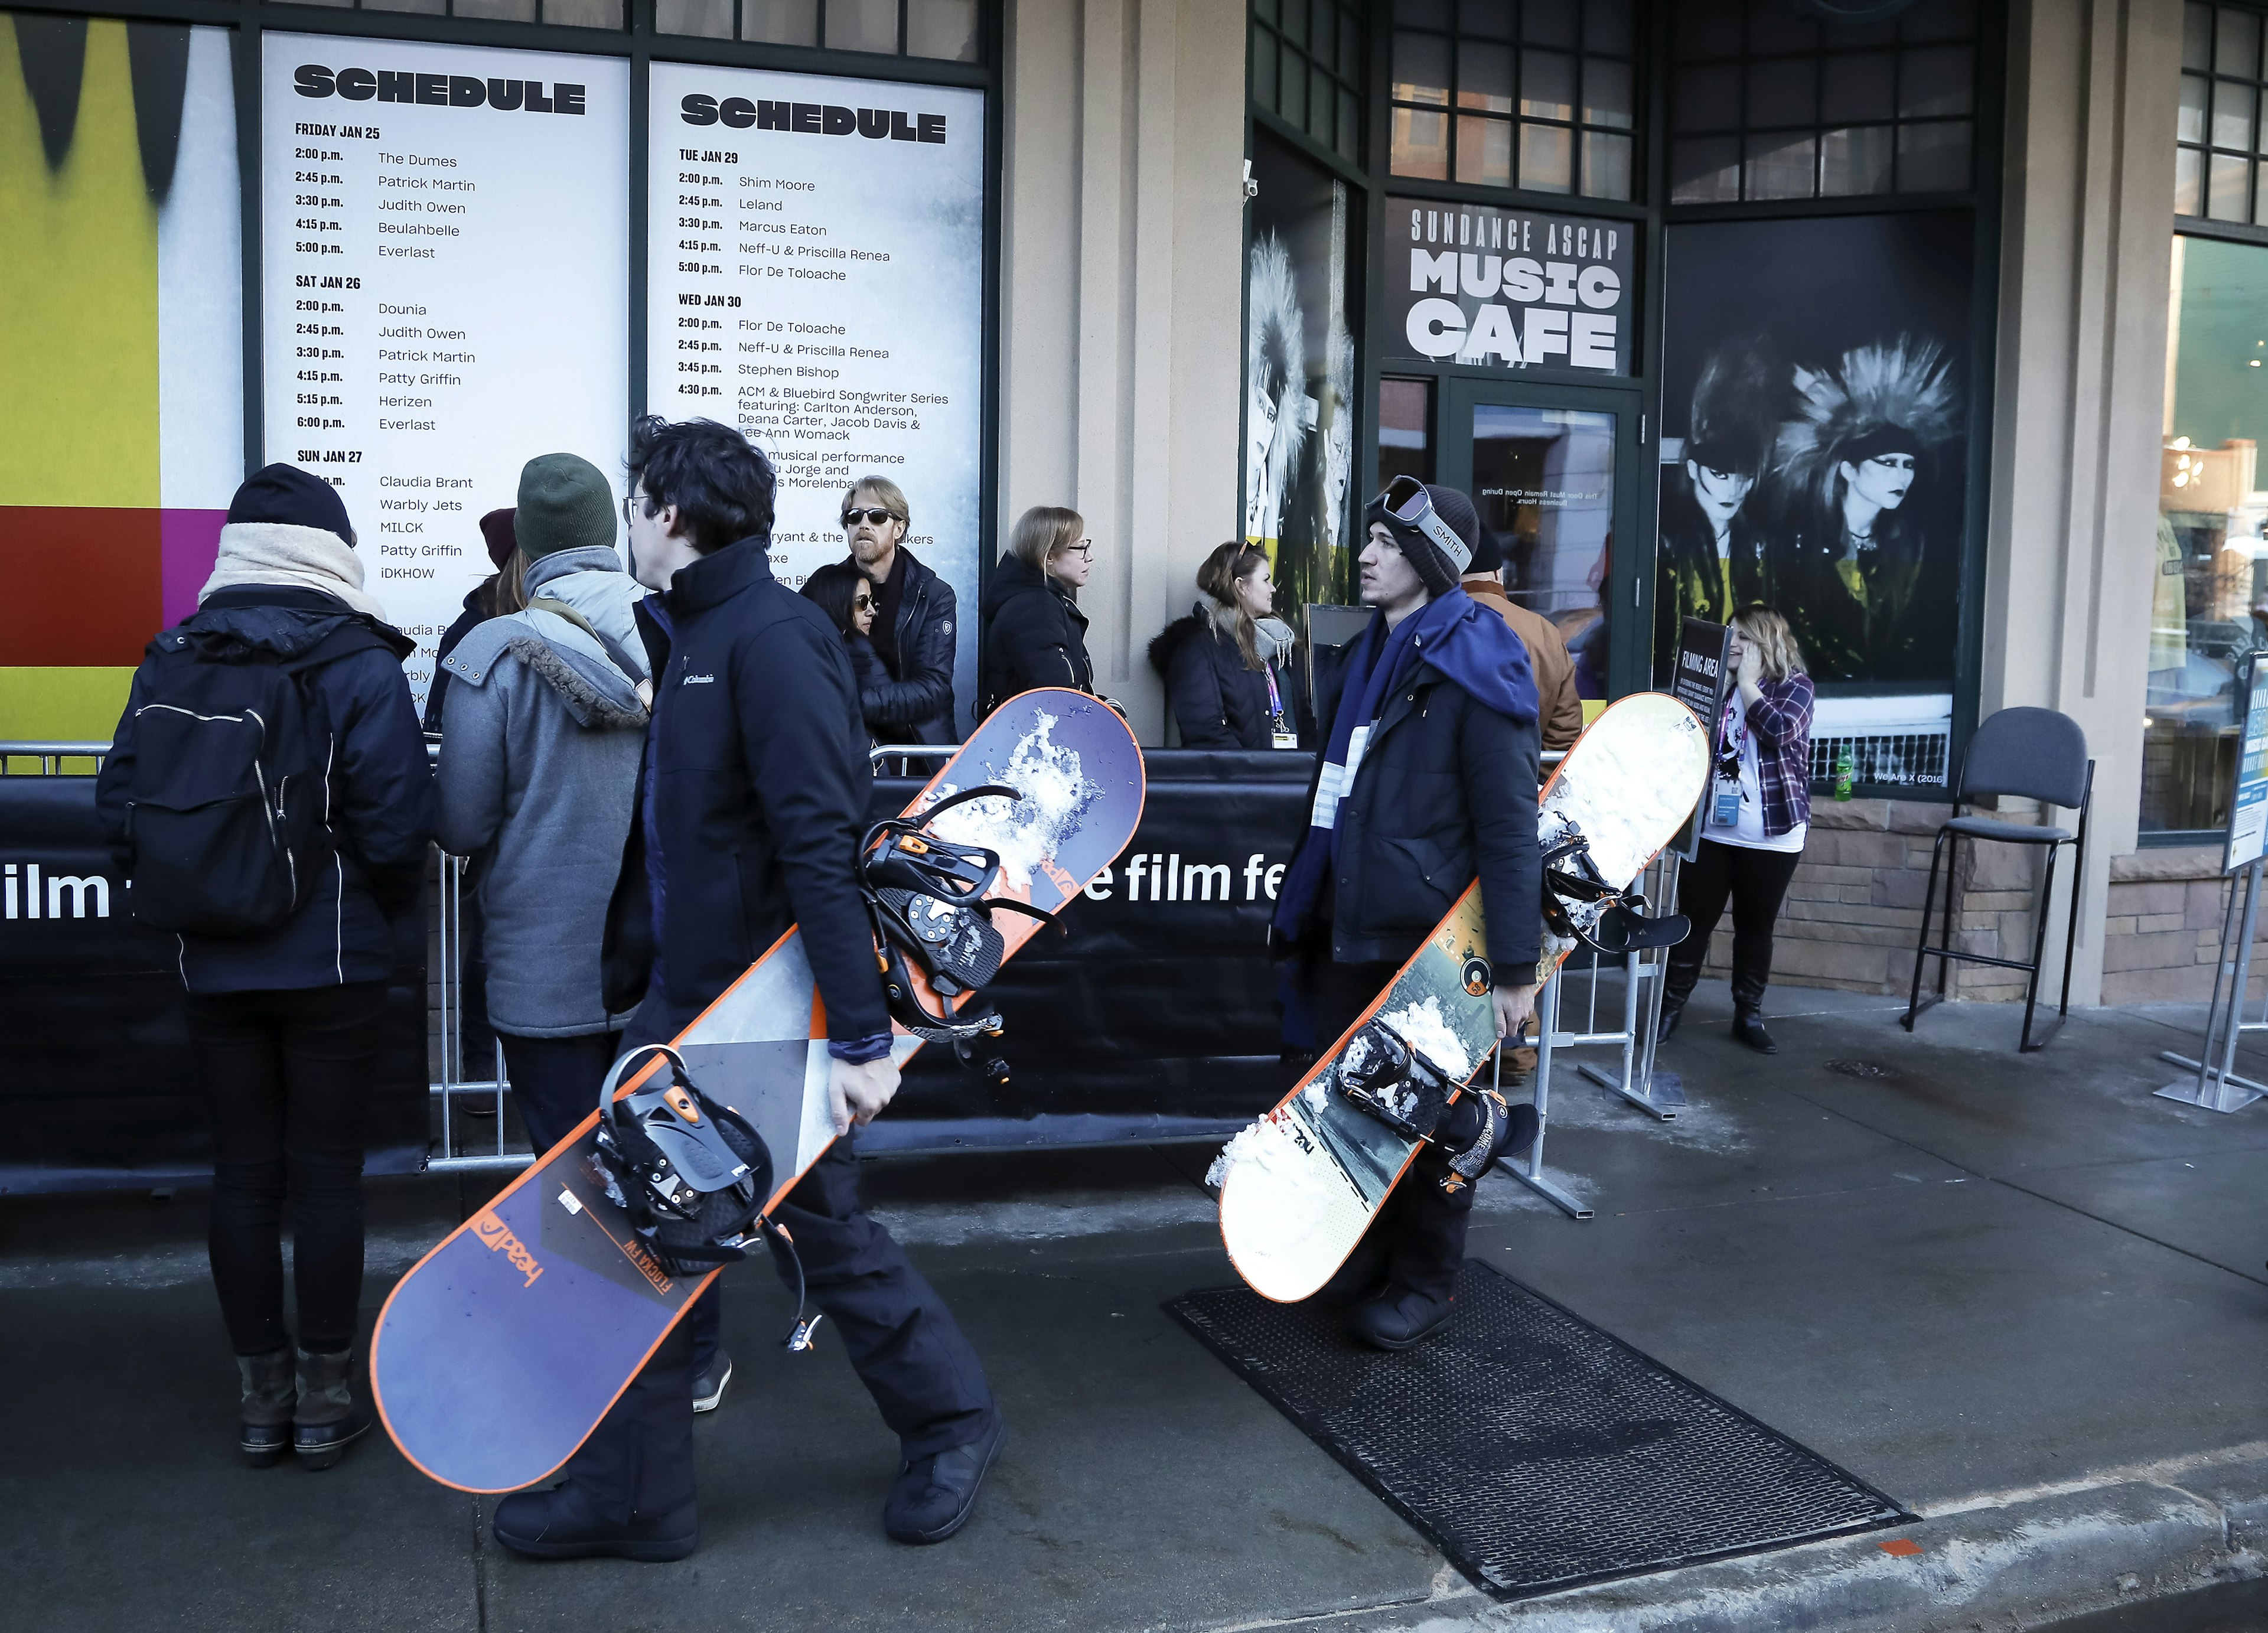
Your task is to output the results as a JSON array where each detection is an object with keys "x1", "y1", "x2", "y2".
[{"x1": 159, "y1": 509, "x2": 226, "y2": 627}]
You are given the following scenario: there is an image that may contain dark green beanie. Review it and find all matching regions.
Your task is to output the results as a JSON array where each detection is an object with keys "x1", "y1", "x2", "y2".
[{"x1": 516, "y1": 453, "x2": 617, "y2": 558}]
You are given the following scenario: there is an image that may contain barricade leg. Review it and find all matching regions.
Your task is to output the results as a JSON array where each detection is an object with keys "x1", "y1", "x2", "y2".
[
  {"x1": 2158, "y1": 858, "x2": 2268, "y2": 1113},
  {"x1": 1504, "y1": 976, "x2": 1594, "y2": 1219}
]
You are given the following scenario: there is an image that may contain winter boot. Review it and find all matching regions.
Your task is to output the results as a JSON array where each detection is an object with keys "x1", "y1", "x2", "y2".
[
  {"x1": 1732, "y1": 1008, "x2": 1778, "y2": 1055},
  {"x1": 1351, "y1": 1153, "x2": 1478, "y2": 1351},
  {"x1": 237, "y1": 1346, "x2": 296, "y2": 1468},
  {"x1": 493, "y1": 1481, "x2": 699, "y2": 1562},
  {"x1": 293, "y1": 1345, "x2": 372, "y2": 1470},
  {"x1": 884, "y1": 1414, "x2": 1004, "y2": 1544},
  {"x1": 1656, "y1": 993, "x2": 1687, "y2": 1044}
]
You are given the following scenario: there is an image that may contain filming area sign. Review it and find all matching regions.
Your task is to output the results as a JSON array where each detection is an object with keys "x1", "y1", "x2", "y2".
[{"x1": 1385, "y1": 196, "x2": 1632, "y2": 376}]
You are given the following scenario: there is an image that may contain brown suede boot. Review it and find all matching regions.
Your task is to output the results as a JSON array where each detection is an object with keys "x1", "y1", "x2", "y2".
[
  {"x1": 237, "y1": 1346, "x2": 296, "y2": 1467},
  {"x1": 293, "y1": 1346, "x2": 372, "y2": 1471}
]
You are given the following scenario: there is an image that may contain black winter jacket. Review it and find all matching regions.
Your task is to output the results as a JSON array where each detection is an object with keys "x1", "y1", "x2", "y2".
[
  {"x1": 979, "y1": 553, "x2": 1092, "y2": 712},
  {"x1": 601, "y1": 537, "x2": 890, "y2": 1047},
  {"x1": 1149, "y1": 612, "x2": 1276, "y2": 749},
  {"x1": 858, "y1": 547, "x2": 958, "y2": 745},
  {"x1": 97, "y1": 586, "x2": 436, "y2": 993},
  {"x1": 1302, "y1": 657, "x2": 1542, "y2": 973}
]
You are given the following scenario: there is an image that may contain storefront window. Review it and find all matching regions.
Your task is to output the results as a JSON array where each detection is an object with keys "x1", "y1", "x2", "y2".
[
  {"x1": 656, "y1": 0, "x2": 981, "y2": 58},
  {"x1": 301, "y1": 0, "x2": 625, "y2": 25},
  {"x1": 1387, "y1": 0, "x2": 1636, "y2": 201},
  {"x1": 2147, "y1": 234, "x2": 2268, "y2": 835},
  {"x1": 2176, "y1": 3, "x2": 2268, "y2": 222},
  {"x1": 1668, "y1": 0, "x2": 1979, "y2": 204},
  {"x1": 1252, "y1": 0, "x2": 1365, "y2": 165},
  {"x1": 1377, "y1": 377, "x2": 1433, "y2": 490},
  {"x1": 1472, "y1": 403, "x2": 1615, "y2": 697}
]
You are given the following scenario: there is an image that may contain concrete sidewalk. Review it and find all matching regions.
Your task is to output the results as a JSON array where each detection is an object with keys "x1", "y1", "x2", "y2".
[{"x1": 4, "y1": 985, "x2": 2266, "y2": 1631}]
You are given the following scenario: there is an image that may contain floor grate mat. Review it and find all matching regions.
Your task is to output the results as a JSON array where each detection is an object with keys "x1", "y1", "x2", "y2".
[{"x1": 1166, "y1": 1263, "x2": 1912, "y2": 1601}]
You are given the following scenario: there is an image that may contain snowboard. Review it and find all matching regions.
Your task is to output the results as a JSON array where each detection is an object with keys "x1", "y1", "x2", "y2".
[
  {"x1": 1214, "y1": 692, "x2": 1709, "y2": 1303},
  {"x1": 372, "y1": 689, "x2": 1145, "y2": 1494}
]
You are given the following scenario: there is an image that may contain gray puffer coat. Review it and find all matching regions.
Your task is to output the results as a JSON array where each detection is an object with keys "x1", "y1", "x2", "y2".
[{"x1": 436, "y1": 549, "x2": 650, "y2": 1036}]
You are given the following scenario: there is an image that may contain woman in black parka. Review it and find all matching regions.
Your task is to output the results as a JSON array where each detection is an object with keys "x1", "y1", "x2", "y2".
[
  {"x1": 1149, "y1": 541, "x2": 1300, "y2": 749},
  {"x1": 979, "y1": 505, "x2": 1095, "y2": 715}
]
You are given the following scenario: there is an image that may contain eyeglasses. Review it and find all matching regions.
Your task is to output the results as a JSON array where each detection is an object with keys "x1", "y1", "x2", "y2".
[
  {"x1": 1058, "y1": 539, "x2": 1094, "y2": 559},
  {"x1": 843, "y1": 508, "x2": 901, "y2": 528},
  {"x1": 620, "y1": 493, "x2": 651, "y2": 525}
]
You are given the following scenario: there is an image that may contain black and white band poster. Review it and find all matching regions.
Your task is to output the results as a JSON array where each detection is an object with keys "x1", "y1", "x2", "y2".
[
  {"x1": 1657, "y1": 211, "x2": 1973, "y2": 786},
  {"x1": 1244, "y1": 126, "x2": 1361, "y2": 618},
  {"x1": 647, "y1": 62, "x2": 985, "y2": 715},
  {"x1": 1383, "y1": 195, "x2": 1632, "y2": 377},
  {"x1": 263, "y1": 34, "x2": 631, "y2": 705}
]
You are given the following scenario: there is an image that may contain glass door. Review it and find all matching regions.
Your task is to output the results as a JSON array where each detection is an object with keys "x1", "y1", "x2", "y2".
[{"x1": 1438, "y1": 380, "x2": 1645, "y2": 704}]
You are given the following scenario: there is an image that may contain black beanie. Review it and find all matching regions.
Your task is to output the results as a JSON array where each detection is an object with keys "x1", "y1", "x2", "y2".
[
  {"x1": 228, "y1": 462, "x2": 355, "y2": 545},
  {"x1": 1366, "y1": 482, "x2": 1478, "y2": 597}
]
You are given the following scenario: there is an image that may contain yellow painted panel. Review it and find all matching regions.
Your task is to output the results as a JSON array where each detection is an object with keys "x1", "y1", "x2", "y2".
[
  {"x1": 1582, "y1": 698, "x2": 1608, "y2": 726},
  {"x1": 0, "y1": 19, "x2": 160, "y2": 509},
  {"x1": 0, "y1": 665, "x2": 133, "y2": 744}
]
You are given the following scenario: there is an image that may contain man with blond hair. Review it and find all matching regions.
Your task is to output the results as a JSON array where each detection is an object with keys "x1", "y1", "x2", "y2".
[{"x1": 840, "y1": 475, "x2": 959, "y2": 743}]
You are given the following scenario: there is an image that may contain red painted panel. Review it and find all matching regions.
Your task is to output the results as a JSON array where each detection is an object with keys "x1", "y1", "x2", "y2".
[{"x1": 0, "y1": 506, "x2": 163, "y2": 665}]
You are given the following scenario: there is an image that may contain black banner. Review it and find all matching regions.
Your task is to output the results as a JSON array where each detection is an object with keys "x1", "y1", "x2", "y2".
[
  {"x1": 0, "y1": 777, "x2": 430, "y2": 1195},
  {"x1": 0, "y1": 754, "x2": 1321, "y2": 1187},
  {"x1": 1384, "y1": 195, "x2": 1633, "y2": 376}
]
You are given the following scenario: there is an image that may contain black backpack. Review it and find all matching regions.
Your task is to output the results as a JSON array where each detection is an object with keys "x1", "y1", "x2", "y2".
[{"x1": 120, "y1": 628, "x2": 353, "y2": 936}]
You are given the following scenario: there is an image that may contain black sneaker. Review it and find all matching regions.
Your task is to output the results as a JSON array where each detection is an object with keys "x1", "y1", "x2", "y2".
[
  {"x1": 1351, "y1": 1286, "x2": 1456, "y2": 1351},
  {"x1": 692, "y1": 1352, "x2": 732, "y2": 1414},
  {"x1": 884, "y1": 1415, "x2": 1004, "y2": 1545},
  {"x1": 492, "y1": 1482, "x2": 698, "y2": 1563}
]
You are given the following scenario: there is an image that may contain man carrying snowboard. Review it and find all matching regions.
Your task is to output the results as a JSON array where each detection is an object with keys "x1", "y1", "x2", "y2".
[
  {"x1": 490, "y1": 417, "x2": 1001, "y2": 1562},
  {"x1": 1271, "y1": 480, "x2": 1545, "y2": 1351}
]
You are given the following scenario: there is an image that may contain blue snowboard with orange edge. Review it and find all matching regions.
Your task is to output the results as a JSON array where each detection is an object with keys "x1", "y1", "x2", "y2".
[{"x1": 370, "y1": 690, "x2": 1144, "y2": 1494}]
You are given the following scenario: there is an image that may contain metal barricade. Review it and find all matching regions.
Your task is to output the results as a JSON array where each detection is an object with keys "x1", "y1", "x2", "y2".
[
  {"x1": 1502, "y1": 848, "x2": 1686, "y2": 1221},
  {"x1": 2155, "y1": 856, "x2": 2268, "y2": 1113}
]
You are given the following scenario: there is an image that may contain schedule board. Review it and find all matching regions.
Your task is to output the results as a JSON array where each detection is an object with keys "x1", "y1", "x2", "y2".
[
  {"x1": 262, "y1": 34, "x2": 630, "y2": 703},
  {"x1": 647, "y1": 62, "x2": 986, "y2": 719}
]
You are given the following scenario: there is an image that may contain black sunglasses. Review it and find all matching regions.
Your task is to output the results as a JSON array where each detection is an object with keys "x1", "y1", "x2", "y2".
[{"x1": 843, "y1": 507, "x2": 901, "y2": 527}]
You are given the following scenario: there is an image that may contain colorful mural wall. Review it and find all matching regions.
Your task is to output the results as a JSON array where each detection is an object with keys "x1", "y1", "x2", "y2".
[{"x1": 0, "y1": 14, "x2": 241, "y2": 739}]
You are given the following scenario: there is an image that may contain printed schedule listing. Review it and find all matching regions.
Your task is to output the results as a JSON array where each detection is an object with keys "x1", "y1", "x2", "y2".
[
  {"x1": 262, "y1": 34, "x2": 628, "y2": 704},
  {"x1": 645, "y1": 63, "x2": 985, "y2": 705}
]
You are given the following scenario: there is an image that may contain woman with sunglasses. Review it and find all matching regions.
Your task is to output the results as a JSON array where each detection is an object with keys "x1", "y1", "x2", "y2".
[
  {"x1": 979, "y1": 506, "x2": 1096, "y2": 715},
  {"x1": 1658, "y1": 604, "x2": 1814, "y2": 1055}
]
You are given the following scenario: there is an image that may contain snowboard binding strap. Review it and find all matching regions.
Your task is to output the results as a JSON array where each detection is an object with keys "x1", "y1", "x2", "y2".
[
  {"x1": 860, "y1": 785, "x2": 1052, "y2": 1058},
  {"x1": 1331, "y1": 1018, "x2": 1516, "y2": 1194},
  {"x1": 1540, "y1": 821, "x2": 1690, "y2": 957},
  {"x1": 591, "y1": 1044, "x2": 771, "y2": 1272}
]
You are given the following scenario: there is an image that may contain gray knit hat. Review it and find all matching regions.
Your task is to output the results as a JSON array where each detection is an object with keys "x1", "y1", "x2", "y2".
[
  {"x1": 1365, "y1": 481, "x2": 1478, "y2": 597},
  {"x1": 515, "y1": 454, "x2": 617, "y2": 558}
]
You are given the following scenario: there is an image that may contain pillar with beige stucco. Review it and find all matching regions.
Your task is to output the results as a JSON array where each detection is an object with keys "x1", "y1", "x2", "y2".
[
  {"x1": 999, "y1": 0, "x2": 1246, "y2": 745},
  {"x1": 1979, "y1": 0, "x2": 2183, "y2": 1007}
]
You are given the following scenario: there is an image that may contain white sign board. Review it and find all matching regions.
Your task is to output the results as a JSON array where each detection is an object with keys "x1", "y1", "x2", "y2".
[
  {"x1": 263, "y1": 34, "x2": 630, "y2": 704},
  {"x1": 646, "y1": 63, "x2": 986, "y2": 723}
]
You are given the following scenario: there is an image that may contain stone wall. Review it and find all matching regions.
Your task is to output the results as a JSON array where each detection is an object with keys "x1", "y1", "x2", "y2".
[
  {"x1": 1696, "y1": 797, "x2": 2050, "y2": 1002},
  {"x1": 2098, "y1": 846, "x2": 2268, "y2": 1006}
]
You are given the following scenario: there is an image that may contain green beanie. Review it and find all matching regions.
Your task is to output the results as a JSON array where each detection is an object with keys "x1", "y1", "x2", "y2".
[{"x1": 515, "y1": 453, "x2": 617, "y2": 558}]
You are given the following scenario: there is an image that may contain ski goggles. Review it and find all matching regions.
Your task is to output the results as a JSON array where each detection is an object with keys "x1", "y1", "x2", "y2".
[{"x1": 1376, "y1": 475, "x2": 1473, "y2": 576}]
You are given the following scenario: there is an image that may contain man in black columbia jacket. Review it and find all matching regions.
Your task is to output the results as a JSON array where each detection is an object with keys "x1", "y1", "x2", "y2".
[
  {"x1": 840, "y1": 475, "x2": 958, "y2": 744},
  {"x1": 491, "y1": 418, "x2": 1000, "y2": 1564}
]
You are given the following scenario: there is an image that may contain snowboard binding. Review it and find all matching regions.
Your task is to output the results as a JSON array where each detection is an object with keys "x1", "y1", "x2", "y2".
[
  {"x1": 590, "y1": 1045, "x2": 820, "y2": 1351},
  {"x1": 859, "y1": 785, "x2": 1052, "y2": 1067},
  {"x1": 1331, "y1": 1019, "x2": 1511, "y2": 1194},
  {"x1": 1540, "y1": 814, "x2": 1690, "y2": 957}
]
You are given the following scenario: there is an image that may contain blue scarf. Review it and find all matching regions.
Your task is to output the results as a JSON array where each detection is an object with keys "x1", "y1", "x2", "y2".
[{"x1": 1272, "y1": 588, "x2": 1539, "y2": 942}]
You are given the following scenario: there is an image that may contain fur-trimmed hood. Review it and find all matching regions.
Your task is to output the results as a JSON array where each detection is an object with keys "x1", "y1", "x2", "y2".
[{"x1": 441, "y1": 605, "x2": 647, "y2": 730}]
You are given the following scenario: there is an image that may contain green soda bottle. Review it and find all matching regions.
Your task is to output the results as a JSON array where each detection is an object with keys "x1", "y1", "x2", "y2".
[{"x1": 1834, "y1": 745, "x2": 1854, "y2": 801}]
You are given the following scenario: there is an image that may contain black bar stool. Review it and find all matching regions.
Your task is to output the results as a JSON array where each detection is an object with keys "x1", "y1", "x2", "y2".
[{"x1": 1902, "y1": 706, "x2": 2094, "y2": 1052}]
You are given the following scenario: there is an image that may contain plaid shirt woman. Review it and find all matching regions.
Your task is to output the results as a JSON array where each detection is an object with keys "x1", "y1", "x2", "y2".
[{"x1": 1663, "y1": 606, "x2": 1815, "y2": 1057}]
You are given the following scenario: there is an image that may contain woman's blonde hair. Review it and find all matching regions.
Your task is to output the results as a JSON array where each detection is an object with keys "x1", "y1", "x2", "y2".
[
  {"x1": 1732, "y1": 603, "x2": 1806, "y2": 682},
  {"x1": 1006, "y1": 506, "x2": 1086, "y2": 576},
  {"x1": 1196, "y1": 540, "x2": 1269, "y2": 672},
  {"x1": 488, "y1": 547, "x2": 530, "y2": 616}
]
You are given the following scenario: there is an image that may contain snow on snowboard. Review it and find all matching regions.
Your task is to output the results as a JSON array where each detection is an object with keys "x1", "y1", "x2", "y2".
[
  {"x1": 372, "y1": 689, "x2": 1145, "y2": 1494},
  {"x1": 1214, "y1": 692, "x2": 1710, "y2": 1303}
]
